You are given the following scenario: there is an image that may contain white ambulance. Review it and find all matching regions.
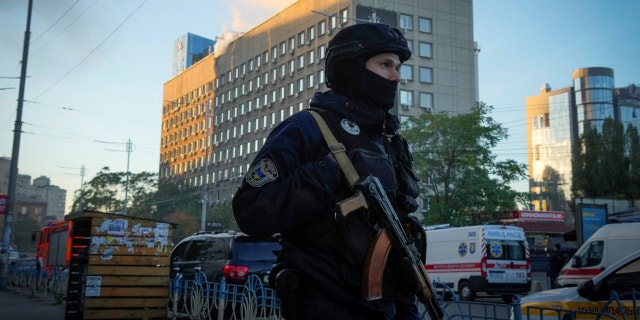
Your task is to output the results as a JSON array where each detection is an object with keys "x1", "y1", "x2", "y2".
[
  {"x1": 557, "y1": 222, "x2": 640, "y2": 287},
  {"x1": 425, "y1": 224, "x2": 530, "y2": 302}
]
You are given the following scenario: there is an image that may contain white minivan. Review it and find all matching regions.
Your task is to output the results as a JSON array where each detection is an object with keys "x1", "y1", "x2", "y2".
[{"x1": 557, "y1": 222, "x2": 640, "y2": 287}]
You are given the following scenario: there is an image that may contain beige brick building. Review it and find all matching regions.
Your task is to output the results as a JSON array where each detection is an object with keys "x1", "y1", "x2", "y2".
[{"x1": 160, "y1": 0, "x2": 477, "y2": 207}]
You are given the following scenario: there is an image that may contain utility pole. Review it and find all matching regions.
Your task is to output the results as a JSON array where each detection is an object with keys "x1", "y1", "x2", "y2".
[
  {"x1": 124, "y1": 139, "x2": 131, "y2": 215},
  {"x1": 58, "y1": 165, "x2": 86, "y2": 212},
  {"x1": 95, "y1": 139, "x2": 133, "y2": 215},
  {"x1": 0, "y1": 0, "x2": 33, "y2": 292}
]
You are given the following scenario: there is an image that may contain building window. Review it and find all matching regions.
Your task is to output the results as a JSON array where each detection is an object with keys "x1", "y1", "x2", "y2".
[
  {"x1": 297, "y1": 55, "x2": 305, "y2": 69},
  {"x1": 399, "y1": 14, "x2": 413, "y2": 30},
  {"x1": 272, "y1": 46, "x2": 277, "y2": 60},
  {"x1": 297, "y1": 78, "x2": 304, "y2": 92},
  {"x1": 400, "y1": 90, "x2": 413, "y2": 106},
  {"x1": 318, "y1": 70, "x2": 325, "y2": 84},
  {"x1": 288, "y1": 60, "x2": 295, "y2": 74},
  {"x1": 400, "y1": 65, "x2": 412, "y2": 81},
  {"x1": 419, "y1": 92, "x2": 433, "y2": 109},
  {"x1": 319, "y1": 20, "x2": 326, "y2": 35},
  {"x1": 308, "y1": 26, "x2": 315, "y2": 41},
  {"x1": 288, "y1": 82, "x2": 294, "y2": 96},
  {"x1": 307, "y1": 74, "x2": 314, "y2": 88},
  {"x1": 307, "y1": 50, "x2": 315, "y2": 64},
  {"x1": 340, "y1": 8, "x2": 349, "y2": 24},
  {"x1": 330, "y1": 15, "x2": 338, "y2": 30},
  {"x1": 280, "y1": 41, "x2": 286, "y2": 56},
  {"x1": 288, "y1": 37, "x2": 295, "y2": 51},
  {"x1": 419, "y1": 67, "x2": 433, "y2": 83},
  {"x1": 280, "y1": 64, "x2": 286, "y2": 78},
  {"x1": 419, "y1": 42, "x2": 432, "y2": 58},
  {"x1": 298, "y1": 32, "x2": 305, "y2": 46},
  {"x1": 419, "y1": 17, "x2": 432, "y2": 33},
  {"x1": 318, "y1": 45, "x2": 326, "y2": 60}
]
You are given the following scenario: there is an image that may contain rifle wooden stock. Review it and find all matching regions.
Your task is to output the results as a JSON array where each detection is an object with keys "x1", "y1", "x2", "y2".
[
  {"x1": 362, "y1": 229, "x2": 392, "y2": 300},
  {"x1": 336, "y1": 190, "x2": 368, "y2": 217}
]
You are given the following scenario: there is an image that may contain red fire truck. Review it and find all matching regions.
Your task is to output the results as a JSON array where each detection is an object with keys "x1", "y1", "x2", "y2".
[{"x1": 33, "y1": 221, "x2": 73, "y2": 273}]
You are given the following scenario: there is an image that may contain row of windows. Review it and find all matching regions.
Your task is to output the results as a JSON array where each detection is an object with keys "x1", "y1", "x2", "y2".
[
  {"x1": 161, "y1": 102, "x2": 307, "y2": 168},
  {"x1": 400, "y1": 90, "x2": 434, "y2": 110},
  {"x1": 400, "y1": 65, "x2": 433, "y2": 83},
  {"x1": 399, "y1": 15, "x2": 433, "y2": 33}
]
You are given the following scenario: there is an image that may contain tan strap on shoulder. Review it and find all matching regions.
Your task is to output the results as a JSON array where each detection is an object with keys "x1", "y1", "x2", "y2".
[{"x1": 308, "y1": 110, "x2": 360, "y2": 187}]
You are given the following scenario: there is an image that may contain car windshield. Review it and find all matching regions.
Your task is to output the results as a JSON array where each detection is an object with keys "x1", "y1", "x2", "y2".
[
  {"x1": 486, "y1": 239, "x2": 527, "y2": 261},
  {"x1": 574, "y1": 240, "x2": 604, "y2": 267},
  {"x1": 235, "y1": 241, "x2": 280, "y2": 261}
]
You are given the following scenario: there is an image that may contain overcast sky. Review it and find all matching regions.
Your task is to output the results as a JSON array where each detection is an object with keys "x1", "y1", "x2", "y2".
[{"x1": 1, "y1": 0, "x2": 639, "y2": 213}]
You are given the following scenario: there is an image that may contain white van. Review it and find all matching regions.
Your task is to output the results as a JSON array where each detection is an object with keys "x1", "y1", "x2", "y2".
[
  {"x1": 425, "y1": 225, "x2": 530, "y2": 302},
  {"x1": 518, "y1": 249, "x2": 640, "y2": 320},
  {"x1": 557, "y1": 222, "x2": 640, "y2": 287}
]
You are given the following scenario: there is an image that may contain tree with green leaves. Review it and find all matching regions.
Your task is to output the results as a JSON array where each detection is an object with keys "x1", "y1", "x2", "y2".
[
  {"x1": 70, "y1": 167, "x2": 158, "y2": 216},
  {"x1": 627, "y1": 124, "x2": 640, "y2": 198},
  {"x1": 71, "y1": 170, "x2": 239, "y2": 242},
  {"x1": 402, "y1": 102, "x2": 528, "y2": 226},
  {"x1": 572, "y1": 118, "x2": 637, "y2": 199}
]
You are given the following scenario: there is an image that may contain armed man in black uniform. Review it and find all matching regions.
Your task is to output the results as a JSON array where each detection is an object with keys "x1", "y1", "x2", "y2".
[{"x1": 233, "y1": 22, "x2": 426, "y2": 319}]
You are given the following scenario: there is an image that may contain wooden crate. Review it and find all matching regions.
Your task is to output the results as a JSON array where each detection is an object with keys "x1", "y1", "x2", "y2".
[{"x1": 64, "y1": 211, "x2": 175, "y2": 320}]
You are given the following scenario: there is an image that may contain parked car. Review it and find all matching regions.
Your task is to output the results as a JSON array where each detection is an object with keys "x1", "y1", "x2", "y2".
[
  {"x1": 518, "y1": 249, "x2": 640, "y2": 320},
  {"x1": 170, "y1": 230, "x2": 280, "y2": 285}
]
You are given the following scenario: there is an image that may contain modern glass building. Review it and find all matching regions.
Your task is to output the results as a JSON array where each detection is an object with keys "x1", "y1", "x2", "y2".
[
  {"x1": 172, "y1": 33, "x2": 216, "y2": 77},
  {"x1": 526, "y1": 67, "x2": 640, "y2": 219}
]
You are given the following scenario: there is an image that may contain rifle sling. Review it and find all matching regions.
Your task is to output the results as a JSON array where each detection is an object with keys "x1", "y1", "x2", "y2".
[{"x1": 307, "y1": 110, "x2": 360, "y2": 187}]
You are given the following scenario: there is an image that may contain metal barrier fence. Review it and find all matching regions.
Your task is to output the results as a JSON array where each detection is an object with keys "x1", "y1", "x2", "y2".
[
  {"x1": 168, "y1": 271, "x2": 280, "y2": 320},
  {"x1": 7, "y1": 266, "x2": 68, "y2": 304},
  {"x1": 168, "y1": 271, "x2": 520, "y2": 320}
]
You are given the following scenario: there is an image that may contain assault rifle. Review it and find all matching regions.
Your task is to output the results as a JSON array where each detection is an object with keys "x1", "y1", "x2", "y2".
[{"x1": 337, "y1": 175, "x2": 444, "y2": 320}]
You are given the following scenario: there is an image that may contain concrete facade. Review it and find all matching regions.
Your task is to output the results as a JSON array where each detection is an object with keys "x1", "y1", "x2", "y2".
[{"x1": 160, "y1": 0, "x2": 477, "y2": 206}]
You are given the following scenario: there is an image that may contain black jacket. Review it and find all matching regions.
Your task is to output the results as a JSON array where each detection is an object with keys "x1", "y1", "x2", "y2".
[{"x1": 232, "y1": 90, "x2": 420, "y2": 306}]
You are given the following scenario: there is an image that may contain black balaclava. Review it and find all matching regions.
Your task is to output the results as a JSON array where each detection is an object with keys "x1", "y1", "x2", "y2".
[{"x1": 332, "y1": 55, "x2": 398, "y2": 112}]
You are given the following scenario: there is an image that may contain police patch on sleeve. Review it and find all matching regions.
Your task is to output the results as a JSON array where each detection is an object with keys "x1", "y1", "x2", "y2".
[{"x1": 246, "y1": 158, "x2": 279, "y2": 187}]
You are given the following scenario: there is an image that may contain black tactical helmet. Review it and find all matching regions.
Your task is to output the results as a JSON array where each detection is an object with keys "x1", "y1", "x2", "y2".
[{"x1": 325, "y1": 23, "x2": 411, "y2": 88}]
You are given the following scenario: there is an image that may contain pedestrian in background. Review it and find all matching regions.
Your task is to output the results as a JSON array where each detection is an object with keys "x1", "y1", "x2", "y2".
[{"x1": 548, "y1": 243, "x2": 566, "y2": 289}]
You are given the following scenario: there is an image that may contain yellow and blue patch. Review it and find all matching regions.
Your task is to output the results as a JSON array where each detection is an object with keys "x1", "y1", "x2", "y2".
[{"x1": 246, "y1": 158, "x2": 279, "y2": 187}]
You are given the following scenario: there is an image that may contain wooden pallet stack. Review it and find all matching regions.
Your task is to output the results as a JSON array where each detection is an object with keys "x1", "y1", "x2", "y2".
[{"x1": 64, "y1": 211, "x2": 175, "y2": 320}]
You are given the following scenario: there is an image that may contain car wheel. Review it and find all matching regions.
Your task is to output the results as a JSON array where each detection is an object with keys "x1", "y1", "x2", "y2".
[{"x1": 458, "y1": 281, "x2": 476, "y2": 301}]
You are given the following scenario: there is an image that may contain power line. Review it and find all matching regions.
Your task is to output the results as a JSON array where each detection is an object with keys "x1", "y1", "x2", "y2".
[
  {"x1": 24, "y1": 99, "x2": 158, "y2": 126},
  {"x1": 29, "y1": 0, "x2": 80, "y2": 44},
  {"x1": 31, "y1": 0, "x2": 147, "y2": 101},
  {"x1": 30, "y1": 0, "x2": 99, "y2": 57}
]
